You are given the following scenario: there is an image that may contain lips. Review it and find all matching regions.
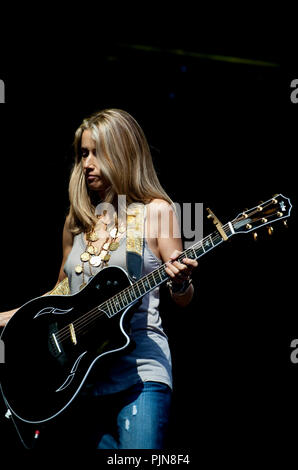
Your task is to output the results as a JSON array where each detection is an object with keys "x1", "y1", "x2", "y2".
[{"x1": 87, "y1": 175, "x2": 98, "y2": 182}]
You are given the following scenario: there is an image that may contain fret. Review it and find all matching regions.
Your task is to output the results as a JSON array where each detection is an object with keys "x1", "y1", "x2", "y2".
[
  {"x1": 150, "y1": 268, "x2": 164, "y2": 286},
  {"x1": 133, "y1": 283, "x2": 142, "y2": 297},
  {"x1": 138, "y1": 281, "x2": 144, "y2": 296},
  {"x1": 112, "y1": 297, "x2": 122, "y2": 312},
  {"x1": 105, "y1": 299, "x2": 111, "y2": 315},
  {"x1": 106, "y1": 268, "x2": 167, "y2": 319},
  {"x1": 123, "y1": 289, "x2": 129, "y2": 305},
  {"x1": 181, "y1": 248, "x2": 194, "y2": 261},
  {"x1": 194, "y1": 245, "x2": 204, "y2": 258},
  {"x1": 105, "y1": 299, "x2": 115, "y2": 317},
  {"x1": 127, "y1": 287, "x2": 135, "y2": 303},
  {"x1": 147, "y1": 276, "x2": 154, "y2": 289},
  {"x1": 211, "y1": 232, "x2": 224, "y2": 246},
  {"x1": 137, "y1": 280, "x2": 146, "y2": 296},
  {"x1": 142, "y1": 277, "x2": 152, "y2": 290},
  {"x1": 202, "y1": 236, "x2": 214, "y2": 251},
  {"x1": 202, "y1": 238, "x2": 209, "y2": 250},
  {"x1": 145, "y1": 272, "x2": 157, "y2": 289},
  {"x1": 128, "y1": 286, "x2": 137, "y2": 302},
  {"x1": 118, "y1": 293, "x2": 126, "y2": 309},
  {"x1": 152, "y1": 270, "x2": 161, "y2": 285},
  {"x1": 158, "y1": 267, "x2": 168, "y2": 282},
  {"x1": 103, "y1": 301, "x2": 112, "y2": 318}
]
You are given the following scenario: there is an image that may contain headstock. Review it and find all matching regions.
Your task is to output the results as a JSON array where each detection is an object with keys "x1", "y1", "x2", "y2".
[{"x1": 231, "y1": 194, "x2": 292, "y2": 235}]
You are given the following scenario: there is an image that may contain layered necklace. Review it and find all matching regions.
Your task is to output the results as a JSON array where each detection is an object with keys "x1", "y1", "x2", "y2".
[{"x1": 75, "y1": 213, "x2": 125, "y2": 290}]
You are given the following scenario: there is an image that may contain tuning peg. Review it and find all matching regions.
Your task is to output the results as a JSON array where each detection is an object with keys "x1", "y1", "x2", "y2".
[
  {"x1": 253, "y1": 232, "x2": 258, "y2": 241},
  {"x1": 257, "y1": 202, "x2": 264, "y2": 211},
  {"x1": 267, "y1": 226, "x2": 274, "y2": 235}
]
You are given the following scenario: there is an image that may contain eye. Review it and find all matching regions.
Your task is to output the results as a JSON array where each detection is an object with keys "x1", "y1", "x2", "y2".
[{"x1": 80, "y1": 148, "x2": 89, "y2": 159}]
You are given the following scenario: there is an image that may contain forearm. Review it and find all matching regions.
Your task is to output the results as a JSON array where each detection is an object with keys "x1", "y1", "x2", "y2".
[
  {"x1": 0, "y1": 308, "x2": 19, "y2": 327},
  {"x1": 0, "y1": 288, "x2": 53, "y2": 328}
]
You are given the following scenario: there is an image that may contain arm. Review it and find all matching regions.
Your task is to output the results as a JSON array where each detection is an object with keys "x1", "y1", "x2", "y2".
[
  {"x1": 50, "y1": 214, "x2": 73, "y2": 289},
  {"x1": 0, "y1": 308, "x2": 19, "y2": 327},
  {"x1": 0, "y1": 215, "x2": 73, "y2": 327},
  {"x1": 148, "y1": 200, "x2": 198, "y2": 307}
]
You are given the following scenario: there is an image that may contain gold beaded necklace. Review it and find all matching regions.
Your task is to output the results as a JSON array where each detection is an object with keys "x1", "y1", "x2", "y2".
[{"x1": 74, "y1": 214, "x2": 125, "y2": 290}]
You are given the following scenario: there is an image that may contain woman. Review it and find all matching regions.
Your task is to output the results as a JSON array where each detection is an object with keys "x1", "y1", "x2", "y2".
[{"x1": 0, "y1": 108, "x2": 198, "y2": 449}]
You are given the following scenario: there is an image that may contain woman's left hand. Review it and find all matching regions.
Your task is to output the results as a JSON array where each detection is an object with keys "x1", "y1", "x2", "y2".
[{"x1": 165, "y1": 250, "x2": 198, "y2": 285}]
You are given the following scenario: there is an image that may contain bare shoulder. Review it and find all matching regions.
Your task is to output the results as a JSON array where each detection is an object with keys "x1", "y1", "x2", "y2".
[
  {"x1": 147, "y1": 198, "x2": 172, "y2": 207},
  {"x1": 146, "y1": 199, "x2": 174, "y2": 228},
  {"x1": 146, "y1": 198, "x2": 180, "y2": 240},
  {"x1": 147, "y1": 198, "x2": 175, "y2": 214},
  {"x1": 145, "y1": 199, "x2": 173, "y2": 259}
]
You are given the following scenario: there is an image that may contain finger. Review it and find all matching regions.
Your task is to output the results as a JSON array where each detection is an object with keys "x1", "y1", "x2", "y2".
[
  {"x1": 166, "y1": 262, "x2": 180, "y2": 275},
  {"x1": 165, "y1": 263, "x2": 185, "y2": 282},
  {"x1": 172, "y1": 260, "x2": 188, "y2": 271},
  {"x1": 165, "y1": 265, "x2": 176, "y2": 278},
  {"x1": 169, "y1": 250, "x2": 182, "y2": 261},
  {"x1": 172, "y1": 260, "x2": 194, "y2": 276},
  {"x1": 182, "y1": 258, "x2": 198, "y2": 268}
]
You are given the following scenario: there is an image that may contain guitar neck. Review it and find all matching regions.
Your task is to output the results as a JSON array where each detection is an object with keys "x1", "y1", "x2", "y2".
[{"x1": 103, "y1": 221, "x2": 235, "y2": 318}]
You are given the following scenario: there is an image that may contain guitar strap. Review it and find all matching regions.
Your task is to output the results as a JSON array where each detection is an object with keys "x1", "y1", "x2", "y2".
[
  {"x1": 126, "y1": 202, "x2": 145, "y2": 281},
  {"x1": 49, "y1": 276, "x2": 70, "y2": 295},
  {"x1": 49, "y1": 203, "x2": 145, "y2": 295}
]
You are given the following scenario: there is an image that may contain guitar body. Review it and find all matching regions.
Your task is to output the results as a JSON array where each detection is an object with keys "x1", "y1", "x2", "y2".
[{"x1": 0, "y1": 266, "x2": 135, "y2": 424}]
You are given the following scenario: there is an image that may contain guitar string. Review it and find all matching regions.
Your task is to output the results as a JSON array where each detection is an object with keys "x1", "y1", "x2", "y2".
[
  {"x1": 54, "y1": 225, "x2": 230, "y2": 343},
  {"x1": 55, "y1": 201, "x2": 278, "y2": 343}
]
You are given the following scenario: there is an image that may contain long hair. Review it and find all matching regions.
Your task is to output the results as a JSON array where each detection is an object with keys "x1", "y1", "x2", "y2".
[{"x1": 68, "y1": 108, "x2": 174, "y2": 234}]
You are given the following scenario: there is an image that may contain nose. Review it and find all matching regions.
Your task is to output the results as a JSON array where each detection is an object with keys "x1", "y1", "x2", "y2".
[{"x1": 82, "y1": 152, "x2": 96, "y2": 172}]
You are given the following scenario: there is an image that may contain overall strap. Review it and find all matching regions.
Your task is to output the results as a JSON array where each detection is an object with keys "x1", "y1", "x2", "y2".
[{"x1": 126, "y1": 203, "x2": 145, "y2": 281}]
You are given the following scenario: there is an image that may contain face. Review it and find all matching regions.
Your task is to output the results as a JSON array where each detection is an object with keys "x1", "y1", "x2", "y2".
[{"x1": 80, "y1": 129, "x2": 109, "y2": 196}]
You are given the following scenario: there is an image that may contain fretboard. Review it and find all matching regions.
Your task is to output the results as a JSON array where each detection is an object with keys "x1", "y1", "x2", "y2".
[{"x1": 101, "y1": 222, "x2": 234, "y2": 318}]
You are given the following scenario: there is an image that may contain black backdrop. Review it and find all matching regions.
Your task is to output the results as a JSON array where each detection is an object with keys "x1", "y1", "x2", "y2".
[{"x1": 0, "y1": 35, "x2": 297, "y2": 462}]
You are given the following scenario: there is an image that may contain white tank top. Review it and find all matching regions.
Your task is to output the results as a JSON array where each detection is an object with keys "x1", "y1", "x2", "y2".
[{"x1": 63, "y1": 207, "x2": 172, "y2": 394}]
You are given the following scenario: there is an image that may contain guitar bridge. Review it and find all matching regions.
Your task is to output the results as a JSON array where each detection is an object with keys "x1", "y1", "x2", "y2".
[{"x1": 69, "y1": 323, "x2": 77, "y2": 345}]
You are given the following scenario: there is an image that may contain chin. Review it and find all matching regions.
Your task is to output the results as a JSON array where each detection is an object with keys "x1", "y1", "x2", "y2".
[{"x1": 87, "y1": 181, "x2": 107, "y2": 194}]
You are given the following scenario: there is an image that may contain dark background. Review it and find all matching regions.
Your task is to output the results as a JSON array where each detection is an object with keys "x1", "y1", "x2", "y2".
[{"x1": 0, "y1": 20, "x2": 297, "y2": 462}]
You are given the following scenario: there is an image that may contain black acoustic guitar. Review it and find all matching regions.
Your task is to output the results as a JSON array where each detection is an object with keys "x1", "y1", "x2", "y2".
[{"x1": 0, "y1": 195, "x2": 292, "y2": 424}]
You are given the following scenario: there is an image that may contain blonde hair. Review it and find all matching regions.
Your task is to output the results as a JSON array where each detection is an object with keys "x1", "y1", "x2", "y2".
[{"x1": 68, "y1": 108, "x2": 173, "y2": 234}]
